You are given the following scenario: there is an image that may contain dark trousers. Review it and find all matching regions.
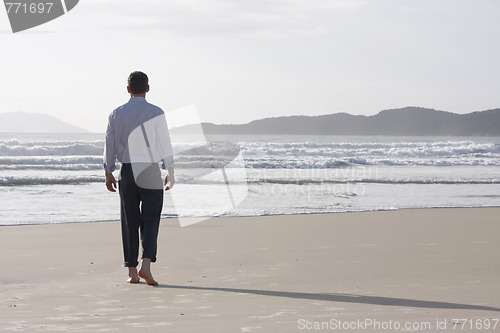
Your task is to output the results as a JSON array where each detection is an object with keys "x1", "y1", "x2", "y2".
[{"x1": 119, "y1": 163, "x2": 163, "y2": 267}]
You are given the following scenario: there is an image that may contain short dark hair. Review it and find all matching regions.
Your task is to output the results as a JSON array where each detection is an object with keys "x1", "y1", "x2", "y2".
[{"x1": 127, "y1": 71, "x2": 149, "y2": 94}]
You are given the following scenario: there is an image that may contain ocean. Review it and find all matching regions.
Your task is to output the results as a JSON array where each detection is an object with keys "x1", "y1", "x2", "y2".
[{"x1": 0, "y1": 132, "x2": 499, "y2": 226}]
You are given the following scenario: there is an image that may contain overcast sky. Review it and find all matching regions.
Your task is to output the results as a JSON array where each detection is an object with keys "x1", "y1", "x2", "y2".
[{"x1": 1, "y1": 0, "x2": 499, "y2": 132}]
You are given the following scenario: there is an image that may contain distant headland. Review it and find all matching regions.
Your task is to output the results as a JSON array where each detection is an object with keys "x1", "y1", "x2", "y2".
[
  {"x1": 171, "y1": 107, "x2": 500, "y2": 136},
  {"x1": 0, "y1": 112, "x2": 89, "y2": 133},
  {"x1": 2, "y1": 107, "x2": 499, "y2": 136}
]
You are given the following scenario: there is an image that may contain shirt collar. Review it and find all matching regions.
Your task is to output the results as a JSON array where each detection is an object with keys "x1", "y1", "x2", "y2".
[{"x1": 129, "y1": 97, "x2": 146, "y2": 102}]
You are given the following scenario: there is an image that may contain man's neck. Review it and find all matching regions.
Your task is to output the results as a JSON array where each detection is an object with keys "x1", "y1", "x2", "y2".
[{"x1": 130, "y1": 93, "x2": 146, "y2": 98}]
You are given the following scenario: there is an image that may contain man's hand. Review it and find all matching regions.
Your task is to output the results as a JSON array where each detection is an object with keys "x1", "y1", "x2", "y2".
[
  {"x1": 105, "y1": 171, "x2": 117, "y2": 192},
  {"x1": 164, "y1": 167, "x2": 175, "y2": 191}
]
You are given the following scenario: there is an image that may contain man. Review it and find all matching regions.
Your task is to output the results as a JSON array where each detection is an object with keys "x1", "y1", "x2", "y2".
[{"x1": 104, "y1": 71, "x2": 174, "y2": 286}]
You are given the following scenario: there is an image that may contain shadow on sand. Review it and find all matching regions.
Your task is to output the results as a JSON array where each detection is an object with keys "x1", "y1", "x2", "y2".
[{"x1": 156, "y1": 284, "x2": 500, "y2": 312}]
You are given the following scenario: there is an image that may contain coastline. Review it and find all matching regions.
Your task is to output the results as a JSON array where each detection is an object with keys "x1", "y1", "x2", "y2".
[
  {"x1": 1, "y1": 207, "x2": 499, "y2": 332},
  {"x1": 2, "y1": 205, "x2": 500, "y2": 227}
]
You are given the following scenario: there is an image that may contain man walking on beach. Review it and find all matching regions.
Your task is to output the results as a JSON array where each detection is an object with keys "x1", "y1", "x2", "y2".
[{"x1": 103, "y1": 71, "x2": 174, "y2": 285}]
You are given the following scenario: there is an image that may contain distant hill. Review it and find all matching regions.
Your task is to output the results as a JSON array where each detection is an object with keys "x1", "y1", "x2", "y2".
[
  {"x1": 0, "y1": 112, "x2": 89, "y2": 133},
  {"x1": 171, "y1": 107, "x2": 500, "y2": 136}
]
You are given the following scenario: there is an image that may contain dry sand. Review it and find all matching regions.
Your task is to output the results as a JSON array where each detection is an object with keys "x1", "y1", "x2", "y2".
[{"x1": 1, "y1": 208, "x2": 499, "y2": 332}]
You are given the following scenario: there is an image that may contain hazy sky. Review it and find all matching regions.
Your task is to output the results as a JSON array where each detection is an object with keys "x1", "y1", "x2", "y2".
[{"x1": 1, "y1": 0, "x2": 499, "y2": 132}]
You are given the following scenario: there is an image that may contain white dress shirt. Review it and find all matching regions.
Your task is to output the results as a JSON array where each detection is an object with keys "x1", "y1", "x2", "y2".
[{"x1": 103, "y1": 97, "x2": 174, "y2": 173}]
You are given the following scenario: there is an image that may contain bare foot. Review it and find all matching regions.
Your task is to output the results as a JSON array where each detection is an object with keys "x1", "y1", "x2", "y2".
[
  {"x1": 127, "y1": 275, "x2": 140, "y2": 284},
  {"x1": 138, "y1": 270, "x2": 158, "y2": 286},
  {"x1": 127, "y1": 267, "x2": 140, "y2": 284}
]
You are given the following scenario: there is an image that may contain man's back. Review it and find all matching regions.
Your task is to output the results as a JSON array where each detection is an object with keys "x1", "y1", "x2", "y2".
[{"x1": 105, "y1": 97, "x2": 165, "y2": 170}]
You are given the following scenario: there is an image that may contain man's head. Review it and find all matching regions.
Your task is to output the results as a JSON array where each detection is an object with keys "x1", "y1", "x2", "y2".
[{"x1": 127, "y1": 71, "x2": 149, "y2": 95}]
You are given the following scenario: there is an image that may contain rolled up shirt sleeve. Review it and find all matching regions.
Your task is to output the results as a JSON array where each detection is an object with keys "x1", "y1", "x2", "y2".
[{"x1": 103, "y1": 112, "x2": 117, "y2": 173}]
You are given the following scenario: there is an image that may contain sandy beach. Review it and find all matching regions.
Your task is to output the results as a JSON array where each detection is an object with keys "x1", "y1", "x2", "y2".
[{"x1": 1, "y1": 208, "x2": 499, "y2": 332}]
